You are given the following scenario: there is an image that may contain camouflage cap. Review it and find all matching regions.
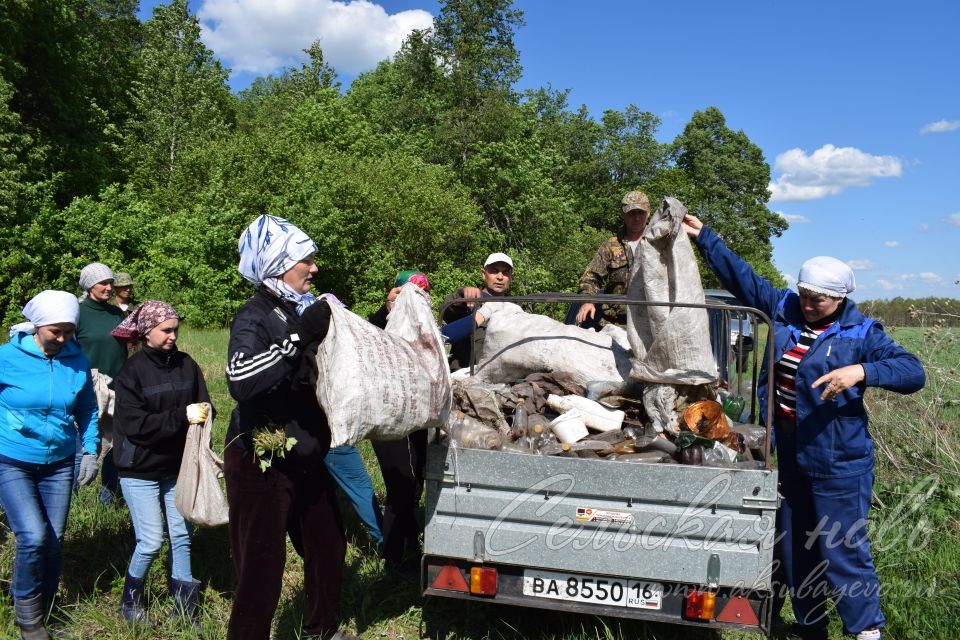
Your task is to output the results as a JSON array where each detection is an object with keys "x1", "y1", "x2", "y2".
[
  {"x1": 113, "y1": 272, "x2": 134, "y2": 287},
  {"x1": 621, "y1": 191, "x2": 650, "y2": 214}
]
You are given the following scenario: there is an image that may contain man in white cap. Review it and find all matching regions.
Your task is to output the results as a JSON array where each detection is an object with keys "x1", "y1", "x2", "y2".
[
  {"x1": 682, "y1": 212, "x2": 924, "y2": 640},
  {"x1": 441, "y1": 252, "x2": 514, "y2": 369}
]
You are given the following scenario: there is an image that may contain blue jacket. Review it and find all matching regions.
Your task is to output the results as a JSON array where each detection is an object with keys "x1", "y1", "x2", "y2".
[
  {"x1": 694, "y1": 226, "x2": 925, "y2": 477},
  {"x1": 0, "y1": 333, "x2": 100, "y2": 464}
]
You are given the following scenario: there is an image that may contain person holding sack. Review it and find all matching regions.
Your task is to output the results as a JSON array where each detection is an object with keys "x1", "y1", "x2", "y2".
[
  {"x1": 0, "y1": 290, "x2": 100, "y2": 640},
  {"x1": 225, "y1": 214, "x2": 355, "y2": 640},
  {"x1": 110, "y1": 301, "x2": 212, "y2": 627}
]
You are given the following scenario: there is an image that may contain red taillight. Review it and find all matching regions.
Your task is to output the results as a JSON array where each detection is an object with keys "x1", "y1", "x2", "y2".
[
  {"x1": 684, "y1": 589, "x2": 717, "y2": 620},
  {"x1": 469, "y1": 566, "x2": 498, "y2": 596}
]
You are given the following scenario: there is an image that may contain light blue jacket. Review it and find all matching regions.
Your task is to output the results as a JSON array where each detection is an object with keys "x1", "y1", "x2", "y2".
[
  {"x1": 0, "y1": 332, "x2": 99, "y2": 464},
  {"x1": 694, "y1": 226, "x2": 926, "y2": 477}
]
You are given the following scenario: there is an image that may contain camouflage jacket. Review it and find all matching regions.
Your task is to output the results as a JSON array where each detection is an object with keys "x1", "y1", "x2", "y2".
[{"x1": 578, "y1": 229, "x2": 634, "y2": 326}]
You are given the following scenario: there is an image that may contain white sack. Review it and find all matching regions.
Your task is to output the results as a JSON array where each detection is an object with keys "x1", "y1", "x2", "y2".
[
  {"x1": 314, "y1": 284, "x2": 452, "y2": 447},
  {"x1": 471, "y1": 302, "x2": 633, "y2": 386},
  {"x1": 626, "y1": 197, "x2": 718, "y2": 385},
  {"x1": 175, "y1": 403, "x2": 229, "y2": 527}
]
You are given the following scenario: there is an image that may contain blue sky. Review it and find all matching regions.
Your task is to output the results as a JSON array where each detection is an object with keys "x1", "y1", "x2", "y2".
[{"x1": 141, "y1": 1, "x2": 960, "y2": 300}]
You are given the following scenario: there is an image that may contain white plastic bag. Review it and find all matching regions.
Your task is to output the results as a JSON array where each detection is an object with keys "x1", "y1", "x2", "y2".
[
  {"x1": 175, "y1": 403, "x2": 229, "y2": 527},
  {"x1": 471, "y1": 303, "x2": 633, "y2": 386},
  {"x1": 314, "y1": 284, "x2": 452, "y2": 447}
]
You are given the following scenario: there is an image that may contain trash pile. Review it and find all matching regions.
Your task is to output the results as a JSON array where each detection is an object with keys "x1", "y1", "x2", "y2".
[{"x1": 441, "y1": 373, "x2": 766, "y2": 469}]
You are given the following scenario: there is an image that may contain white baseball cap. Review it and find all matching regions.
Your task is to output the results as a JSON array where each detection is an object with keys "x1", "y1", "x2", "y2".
[{"x1": 483, "y1": 252, "x2": 514, "y2": 268}]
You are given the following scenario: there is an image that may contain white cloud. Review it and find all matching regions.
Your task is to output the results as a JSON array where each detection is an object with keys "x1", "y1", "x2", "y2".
[
  {"x1": 775, "y1": 211, "x2": 811, "y2": 224},
  {"x1": 897, "y1": 272, "x2": 944, "y2": 284},
  {"x1": 781, "y1": 273, "x2": 797, "y2": 287},
  {"x1": 883, "y1": 240, "x2": 902, "y2": 248},
  {"x1": 946, "y1": 212, "x2": 960, "y2": 226},
  {"x1": 919, "y1": 223, "x2": 930, "y2": 232},
  {"x1": 920, "y1": 119, "x2": 960, "y2": 134},
  {"x1": 197, "y1": 0, "x2": 434, "y2": 77},
  {"x1": 877, "y1": 279, "x2": 903, "y2": 291},
  {"x1": 847, "y1": 260, "x2": 875, "y2": 270},
  {"x1": 768, "y1": 144, "x2": 902, "y2": 202}
]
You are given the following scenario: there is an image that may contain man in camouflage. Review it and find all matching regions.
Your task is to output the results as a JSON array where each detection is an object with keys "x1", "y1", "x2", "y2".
[{"x1": 576, "y1": 191, "x2": 650, "y2": 327}]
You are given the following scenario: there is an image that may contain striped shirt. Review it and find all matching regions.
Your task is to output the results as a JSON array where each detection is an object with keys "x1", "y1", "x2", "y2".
[{"x1": 774, "y1": 320, "x2": 834, "y2": 419}]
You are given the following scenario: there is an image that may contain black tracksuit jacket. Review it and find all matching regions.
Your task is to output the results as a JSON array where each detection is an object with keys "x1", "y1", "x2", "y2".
[{"x1": 113, "y1": 345, "x2": 212, "y2": 480}]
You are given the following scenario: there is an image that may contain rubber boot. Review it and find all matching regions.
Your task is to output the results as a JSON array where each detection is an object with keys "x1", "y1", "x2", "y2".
[
  {"x1": 119, "y1": 573, "x2": 148, "y2": 625},
  {"x1": 13, "y1": 593, "x2": 50, "y2": 640},
  {"x1": 169, "y1": 578, "x2": 201, "y2": 623}
]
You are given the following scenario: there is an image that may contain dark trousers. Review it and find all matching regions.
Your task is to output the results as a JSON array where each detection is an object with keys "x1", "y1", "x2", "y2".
[
  {"x1": 371, "y1": 430, "x2": 427, "y2": 564},
  {"x1": 224, "y1": 444, "x2": 345, "y2": 640},
  {"x1": 778, "y1": 463, "x2": 883, "y2": 635}
]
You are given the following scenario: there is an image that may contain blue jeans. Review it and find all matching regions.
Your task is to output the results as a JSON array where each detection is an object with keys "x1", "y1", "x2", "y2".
[
  {"x1": 0, "y1": 454, "x2": 74, "y2": 599},
  {"x1": 324, "y1": 446, "x2": 383, "y2": 546},
  {"x1": 120, "y1": 476, "x2": 193, "y2": 581}
]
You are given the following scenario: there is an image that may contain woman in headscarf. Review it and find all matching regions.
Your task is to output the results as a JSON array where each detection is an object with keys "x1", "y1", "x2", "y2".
[
  {"x1": 682, "y1": 214, "x2": 925, "y2": 640},
  {"x1": 75, "y1": 262, "x2": 127, "y2": 504},
  {"x1": 0, "y1": 291, "x2": 100, "y2": 640},
  {"x1": 110, "y1": 301, "x2": 212, "y2": 627},
  {"x1": 225, "y1": 214, "x2": 356, "y2": 640}
]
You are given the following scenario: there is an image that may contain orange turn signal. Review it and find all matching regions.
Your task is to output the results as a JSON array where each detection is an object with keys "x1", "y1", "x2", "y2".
[
  {"x1": 684, "y1": 589, "x2": 717, "y2": 620},
  {"x1": 469, "y1": 566, "x2": 498, "y2": 596}
]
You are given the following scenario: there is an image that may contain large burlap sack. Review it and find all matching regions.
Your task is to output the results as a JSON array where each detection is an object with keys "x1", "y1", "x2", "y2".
[
  {"x1": 314, "y1": 284, "x2": 452, "y2": 447},
  {"x1": 175, "y1": 403, "x2": 229, "y2": 527},
  {"x1": 468, "y1": 302, "x2": 633, "y2": 386},
  {"x1": 626, "y1": 197, "x2": 718, "y2": 385}
]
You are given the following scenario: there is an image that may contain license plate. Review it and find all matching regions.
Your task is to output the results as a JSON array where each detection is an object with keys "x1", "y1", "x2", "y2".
[{"x1": 522, "y1": 569, "x2": 663, "y2": 610}]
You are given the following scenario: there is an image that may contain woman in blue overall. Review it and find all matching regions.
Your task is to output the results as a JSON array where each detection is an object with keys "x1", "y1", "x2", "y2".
[{"x1": 683, "y1": 214, "x2": 925, "y2": 640}]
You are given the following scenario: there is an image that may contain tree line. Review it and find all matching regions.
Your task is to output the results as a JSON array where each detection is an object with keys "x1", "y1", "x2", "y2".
[{"x1": 4, "y1": 0, "x2": 840, "y2": 329}]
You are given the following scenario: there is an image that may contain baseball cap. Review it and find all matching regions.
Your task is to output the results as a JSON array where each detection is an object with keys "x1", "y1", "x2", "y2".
[
  {"x1": 621, "y1": 191, "x2": 650, "y2": 214},
  {"x1": 483, "y1": 252, "x2": 514, "y2": 269}
]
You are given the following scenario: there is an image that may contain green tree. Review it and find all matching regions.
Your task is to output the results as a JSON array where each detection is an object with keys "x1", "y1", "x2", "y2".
[
  {"x1": 125, "y1": 0, "x2": 233, "y2": 200},
  {"x1": 671, "y1": 107, "x2": 786, "y2": 285},
  {"x1": 0, "y1": 0, "x2": 139, "y2": 204}
]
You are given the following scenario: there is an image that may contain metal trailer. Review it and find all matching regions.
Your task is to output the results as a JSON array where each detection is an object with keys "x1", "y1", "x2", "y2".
[{"x1": 422, "y1": 294, "x2": 778, "y2": 636}]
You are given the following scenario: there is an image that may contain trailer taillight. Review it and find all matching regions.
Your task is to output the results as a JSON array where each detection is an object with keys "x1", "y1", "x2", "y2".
[
  {"x1": 684, "y1": 589, "x2": 716, "y2": 620},
  {"x1": 469, "y1": 566, "x2": 498, "y2": 596}
]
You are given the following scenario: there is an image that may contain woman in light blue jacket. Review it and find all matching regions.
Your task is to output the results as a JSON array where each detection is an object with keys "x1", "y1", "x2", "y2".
[{"x1": 0, "y1": 291, "x2": 100, "y2": 640}]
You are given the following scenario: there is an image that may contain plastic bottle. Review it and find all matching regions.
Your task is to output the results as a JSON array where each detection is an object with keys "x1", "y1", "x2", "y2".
[
  {"x1": 446, "y1": 412, "x2": 502, "y2": 450},
  {"x1": 529, "y1": 423, "x2": 555, "y2": 453},
  {"x1": 546, "y1": 394, "x2": 625, "y2": 432},
  {"x1": 511, "y1": 399, "x2": 528, "y2": 443}
]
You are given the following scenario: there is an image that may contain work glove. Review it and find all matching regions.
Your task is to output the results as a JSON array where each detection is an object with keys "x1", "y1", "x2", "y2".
[
  {"x1": 186, "y1": 403, "x2": 209, "y2": 424},
  {"x1": 77, "y1": 454, "x2": 99, "y2": 486},
  {"x1": 297, "y1": 300, "x2": 332, "y2": 348}
]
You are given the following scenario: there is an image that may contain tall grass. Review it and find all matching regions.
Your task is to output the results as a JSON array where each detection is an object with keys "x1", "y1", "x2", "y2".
[{"x1": 1, "y1": 324, "x2": 957, "y2": 639}]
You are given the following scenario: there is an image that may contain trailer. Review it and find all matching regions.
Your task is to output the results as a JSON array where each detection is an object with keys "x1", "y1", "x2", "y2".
[{"x1": 422, "y1": 294, "x2": 778, "y2": 635}]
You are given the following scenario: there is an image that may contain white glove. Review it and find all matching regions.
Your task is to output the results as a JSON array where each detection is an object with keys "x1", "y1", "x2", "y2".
[
  {"x1": 77, "y1": 454, "x2": 99, "y2": 486},
  {"x1": 186, "y1": 403, "x2": 209, "y2": 424}
]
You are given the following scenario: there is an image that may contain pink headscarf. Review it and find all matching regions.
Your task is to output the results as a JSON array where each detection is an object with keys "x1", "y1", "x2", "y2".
[{"x1": 111, "y1": 300, "x2": 179, "y2": 343}]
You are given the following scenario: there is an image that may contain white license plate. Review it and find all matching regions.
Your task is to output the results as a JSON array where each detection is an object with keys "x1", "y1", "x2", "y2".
[{"x1": 522, "y1": 569, "x2": 663, "y2": 610}]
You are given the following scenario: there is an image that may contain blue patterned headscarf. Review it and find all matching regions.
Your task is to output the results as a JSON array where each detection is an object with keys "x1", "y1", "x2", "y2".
[{"x1": 238, "y1": 214, "x2": 319, "y2": 315}]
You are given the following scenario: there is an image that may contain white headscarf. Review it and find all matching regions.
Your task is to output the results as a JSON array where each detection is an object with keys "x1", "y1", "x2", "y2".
[
  {"x1": 797, "y1": 256, "x2": 856, "y2": 298},
  {"x1": 9, "y1": 290, "x2": 80, "y2": 337},
  {"x1": 237, "y1": 214, "x2": 319, "y2": 315}
]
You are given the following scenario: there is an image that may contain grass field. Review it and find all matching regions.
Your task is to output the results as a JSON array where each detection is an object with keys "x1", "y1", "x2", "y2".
[{"x1": 1, "y1": 324, "x2": 958, "y2": 639}]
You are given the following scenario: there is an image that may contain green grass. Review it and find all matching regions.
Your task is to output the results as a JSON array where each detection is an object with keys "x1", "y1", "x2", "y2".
[{"x1": 1, "y1": 325, "x2": 958, "y2": 639}]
